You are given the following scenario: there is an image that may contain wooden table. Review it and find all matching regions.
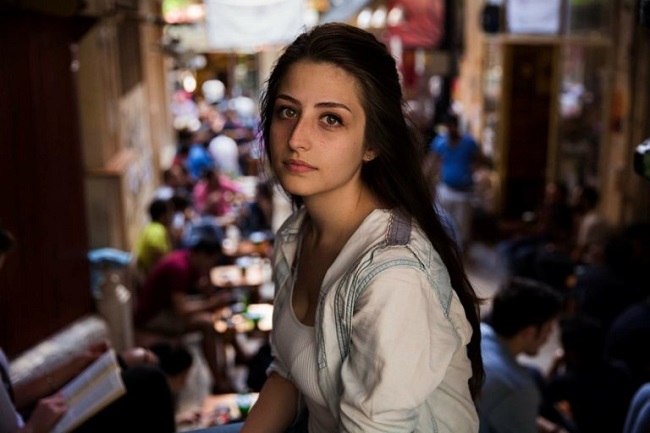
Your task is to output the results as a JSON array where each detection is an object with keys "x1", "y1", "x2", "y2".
[
  {"x1": 213, "y1": 303, "x2": 273, "y2": 336},
  {"x1": 211, "y1": 264, "x2": 266, "y2": 288},
  {"x1": 222, "y1": 238, "x2": 273, "y2": 259},
  {"x1": 211, "y1": 258, "x2": 273, "y2": 304}
]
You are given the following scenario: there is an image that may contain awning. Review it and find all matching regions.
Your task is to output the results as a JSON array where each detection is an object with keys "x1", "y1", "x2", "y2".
[
  {"x1": 386, "y1": 0, "x2": 444, "y2": 49},
  {"x1": 204, "y1": 0, "x2": 306, "y2": 51}
]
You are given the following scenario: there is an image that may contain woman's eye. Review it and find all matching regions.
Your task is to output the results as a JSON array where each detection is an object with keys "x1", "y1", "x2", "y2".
[
  {"x1": 322, "y1": 114, "x2": 342, "y2": 127},
  {"x1": 278, "y1": 106, "x2": 297, "y2": 118}
]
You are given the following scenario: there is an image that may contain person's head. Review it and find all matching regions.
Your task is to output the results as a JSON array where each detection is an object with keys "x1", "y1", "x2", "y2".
[
  {"x1": 255, "y1": 181, "x2": 273, "y2": 212},
  {"x1": 148, "y1": 342, "x2": 193, "y2": 393},
  {"x1": 559, "y1": 315, "x2": 605, "y2": 368},
  {"x1": 191, "y1": 127, "x2": 213, "y2": 147},
  {"x1": 260, "y1": 22, "x2": 484, "y2": 398},
  {"x1": 573, "y1": 184, "x2": 600, "y2": 213},
  {"x1": 177, "y1": 130, "x2": 193, "y2": 150},
  {"x1": 148, "y1": 198, "x2": 173, "y2": 224},
  {"x1": 444, "y1": 112, "x2": 460, "y2": 139},
  {"x1": 163, "y1": 165, "x2": 190, "y2": 188},
  {"x1": 487, "y1": 277, "x2": 564, "y2": 356},
  {"x1": 186, "y1": 219, "x2": 224, "y2": 269},
  {"x1": 170, "y1": 193, "x2": 191, "y2": 214},
  {"x1": 544, "y1": 180, "x2": 569, "y2": 205},
  {"x1": 200, "y1": 168, "x2": 222, "y2": 189},
  {"x1": 0, "y1": 225, "x2": 15, "y2": 270}
]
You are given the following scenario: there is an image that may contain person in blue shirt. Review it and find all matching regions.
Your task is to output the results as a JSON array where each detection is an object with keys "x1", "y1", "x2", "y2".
[
  {"x1": 479, "y1": 277, "x2": 566, "y2": 433},
  {"x1": 186, "y1": 127, "x2": 216, "y2": 181},
  {"x1": 430, "y1": 113, "x2": 484, "y2": 251},
  {"x1": 623, "y1": 382, "x2": 650, "y2": 433}
]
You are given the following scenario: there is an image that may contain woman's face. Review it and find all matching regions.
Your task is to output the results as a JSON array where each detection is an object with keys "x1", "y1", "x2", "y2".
[{"x1": 269, "y1": 61, "x2": 371, "y2": 202}]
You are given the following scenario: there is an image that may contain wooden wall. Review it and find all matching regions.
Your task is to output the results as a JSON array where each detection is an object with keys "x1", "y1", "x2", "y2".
[{"x1": 0, "y1": 12, "x2": 94, "y2": 357}]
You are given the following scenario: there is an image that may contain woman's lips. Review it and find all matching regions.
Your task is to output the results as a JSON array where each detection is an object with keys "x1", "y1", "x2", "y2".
[{"x1": 284, "y1": 159, "x2": 316, "y2": 173}]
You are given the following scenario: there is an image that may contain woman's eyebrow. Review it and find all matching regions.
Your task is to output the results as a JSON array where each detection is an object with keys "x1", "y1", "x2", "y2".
[
  {"x1": 315, "y1": 101, "x2": 351, "y2": 113},
  {"x1": 276, "y1": 94, "x2": 299, "y2": 105},
  {"x1": 276, "y1": 94, "x2": 351, "y2": 113}
]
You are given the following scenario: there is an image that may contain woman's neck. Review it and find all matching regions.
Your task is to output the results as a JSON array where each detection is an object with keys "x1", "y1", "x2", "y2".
[{"x1": 303, "y1": 187, "x2": 380, "y2": 250}]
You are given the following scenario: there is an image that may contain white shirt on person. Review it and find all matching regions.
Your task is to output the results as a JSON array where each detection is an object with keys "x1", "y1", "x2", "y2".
[{"x1": 269, "y1": 207, "x2": 478, "y2": 432}]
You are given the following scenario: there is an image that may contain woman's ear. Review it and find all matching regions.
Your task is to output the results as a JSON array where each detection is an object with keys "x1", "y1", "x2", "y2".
[{"x1": 363, "y1": 149, "x2": 377, "y2": 162}]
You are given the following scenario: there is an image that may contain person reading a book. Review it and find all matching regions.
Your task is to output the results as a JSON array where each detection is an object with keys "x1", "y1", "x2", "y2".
[{"x1": 0, "y1": 225, "x2": 177, "y2": 433}]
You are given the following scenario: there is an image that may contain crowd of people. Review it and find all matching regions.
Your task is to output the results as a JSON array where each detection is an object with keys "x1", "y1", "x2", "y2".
[
  {"x1": 131, "y1": 80, "x2": 278, "y2": 401},
  {"x1": 480, "y1": 181, "x2": 650, "y2": 433},
  {"x1": 426, "y1": 107, "x2": 650, "y2": 432}
]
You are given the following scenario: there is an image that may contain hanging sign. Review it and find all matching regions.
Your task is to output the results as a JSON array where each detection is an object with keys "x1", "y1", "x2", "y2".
[{"x1": 507, "y1": 0, "x2": 563, "y2": 34}]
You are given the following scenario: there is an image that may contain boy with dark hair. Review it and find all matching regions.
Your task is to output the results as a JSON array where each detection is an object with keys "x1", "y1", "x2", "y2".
[{"x1": 479, "y1": 277, "x2": 565, "y2": 433}]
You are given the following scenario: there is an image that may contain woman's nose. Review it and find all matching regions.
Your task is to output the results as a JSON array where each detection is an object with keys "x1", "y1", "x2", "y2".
[{"x1": 287, "y1": 117, "x2": 311, "y2": 151}]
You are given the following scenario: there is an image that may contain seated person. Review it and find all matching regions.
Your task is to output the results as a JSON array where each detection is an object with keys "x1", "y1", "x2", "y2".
[
  {"x1": 168, "y1": 193, "x2": 195, "y2": 249},
  {"x1": 186, "y1": 128, "x2": 216, "y2": 181},
  {"x1": 154, "y1": 165, "x2": 194, "y2": 202},
  {"x1": 499, "y1": 181, "x2": 573, "y2": 280},
  {"x1": 134, "y1": 198, "x2": 173, "y2": 277},
  {"x1": 0, "y1": 227, "x2": 175, "y2": 433},
  {"x1": 572, "y1": 233, "x2": 645, "y2": 330},
  {"x1": 236, "y1": 180, "x2": 273, "y2": 239},
  {"x1": 605, "y1": 295, "x2": 650, "y2": 389},
  {"x1": 193, "y1": 169, "x2": 242, "y2": 219},
  {"x1": 133, "y1": 225, "x2": 234, "y2": 393},
  {"x1": 570, "y1": 185, "x2": 612, "y2": 265},
  {"x1": 208, "y1": 113, "x2": 241, "y2": 179},
  {"x1": 148, "y1": 341, "x2": 194, "y2": 398},
  {"x1": 147, "y1": 341, "x2": 200, "y2": 427},
  {"x1": 479, "y1": 277, "x2": 566, "y2": 433},
  {"x1": 546, "y1": 315, "x2": 636, "y2": 433}
]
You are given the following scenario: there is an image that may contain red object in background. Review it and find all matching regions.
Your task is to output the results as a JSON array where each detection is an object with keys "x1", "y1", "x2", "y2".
[
  {"x1": 386, "y1": 0, "x2": 445, "y2": 49},
  {"x1": 401, "y1": 50, "x2": 417, "y2": 88}
]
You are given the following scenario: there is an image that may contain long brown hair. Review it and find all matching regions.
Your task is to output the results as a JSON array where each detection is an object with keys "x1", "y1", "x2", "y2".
[{"x1": 260, "y1": 22, "x2": 484, "y2": 399}]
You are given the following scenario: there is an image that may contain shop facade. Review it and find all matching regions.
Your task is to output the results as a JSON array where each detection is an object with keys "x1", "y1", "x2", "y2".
[{"x1": 457, "y1": 0, "x2": 650, "y2": 225}]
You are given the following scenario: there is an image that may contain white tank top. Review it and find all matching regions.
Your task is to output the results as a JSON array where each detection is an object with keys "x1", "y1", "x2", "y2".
[{"x1": 274, "y1": 285, "x2": 338, "y2": 432}]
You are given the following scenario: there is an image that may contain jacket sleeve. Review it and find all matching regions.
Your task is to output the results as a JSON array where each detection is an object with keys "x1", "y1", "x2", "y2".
[
  {"x1": 338, "y1": 263, "x2": 470, "y2": 432},
  {"x1": 0, "y1": 380, "x2": 22, "y2": 432}
]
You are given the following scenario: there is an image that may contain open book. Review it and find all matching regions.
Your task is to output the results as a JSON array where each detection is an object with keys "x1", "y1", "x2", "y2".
[{"x1": 51, "y1": 349, "x2": 126, "y2": 433}]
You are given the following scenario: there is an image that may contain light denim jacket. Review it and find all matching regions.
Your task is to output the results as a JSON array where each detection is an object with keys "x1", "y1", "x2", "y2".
[{"x1": 269, "y1": 207, "x2": 478, "y2": 433}]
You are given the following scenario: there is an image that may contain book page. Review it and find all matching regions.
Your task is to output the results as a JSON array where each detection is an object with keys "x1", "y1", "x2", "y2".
[{"x1": 51, "y1": 350, "x2": 126, "y2": 433}]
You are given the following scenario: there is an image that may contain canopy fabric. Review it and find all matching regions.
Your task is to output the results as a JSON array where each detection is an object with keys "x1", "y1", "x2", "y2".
[
  {"x1": 204, "y1": 0, "x2": 306, "y2": 50},
  {"x1": 387, "y1": 0, "x2": 444, "y2": 49}
]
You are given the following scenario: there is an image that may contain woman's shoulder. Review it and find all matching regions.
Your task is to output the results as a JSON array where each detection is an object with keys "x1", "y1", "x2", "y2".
[{"x1": 351, "y1": 209, "x2": 442, "y2": 268}]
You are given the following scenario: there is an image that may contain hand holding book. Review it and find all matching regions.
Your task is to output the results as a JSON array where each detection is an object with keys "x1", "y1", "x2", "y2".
[{"x1": 50, "y1": 349, "x2": 125, "y2": 433}]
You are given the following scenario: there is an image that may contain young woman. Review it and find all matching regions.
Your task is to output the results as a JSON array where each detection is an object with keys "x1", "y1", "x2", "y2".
[{"x1": 242, "y1": 23, "x2": 483, "y2": 433}]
